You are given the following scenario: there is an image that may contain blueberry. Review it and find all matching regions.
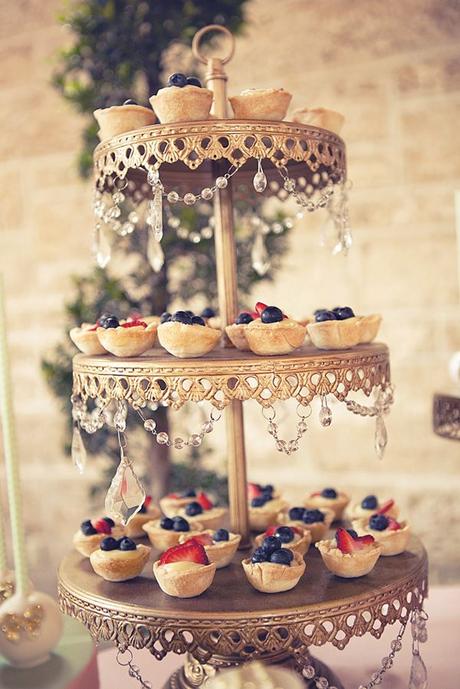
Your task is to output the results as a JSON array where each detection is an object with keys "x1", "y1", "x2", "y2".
[
  {"x1": 185, "y1": 310, "x2": 194, "y2": 317},
  {"x1": 102, "y1": 517, "x2": 115, "y2": 527},
  {"x1": 333, "y1": 306, "x2": 355, "y2": 320},
  {"x1": 171, "y1": 310, "x2": 193, "y2": 325},
  {"x1": 369, "y1": 514, "x2": 389, "y2": 531},
  {"x1": 100, "y1": 537, "x2": 119, "y2": 551},
  {"x1": 172, "y1": 517, "x2": 190, "y2": 532},
  {"x1": 123, "y1": 99, "x2": 137, "y2": 105},
  {"x1": 80, "y1": 520, "x2": 97, "y2": 536},
  {"x1": 213, "y1": 528, "x2": 229, "y2": 542},
  {"x1": 160, "y1": 517, "x2": 174, "y2": 530},
  {"x1": 168, "y1": 73, "x2": 188, "y2": 88},
  {"x1": 102, "y1": 315, "x2": 120, "y2": 329},
  {"x1": 261, "y1": 306, "x2": 283, "y2": 324},
  {"x1": 261, "y1": 536, "x2": 282, "y2": 556},
  {"x1": 361, "y1": 495, "x2": 378, "y2": 510},
  {"x1": 321, "y1": 488, "x2": 338, "y2": 499},
  {"x1": 98, "y1": 313, "x2": 112, "y2": 326},
  {"x1": 186, "y1": 76, "x2": 202, "y2": 88},
  {"x1": 251, "y1": 547, "x2": 268, "y2": 563},
  {"x1": 275, "y1": 526, "x2": 294, "y2": 543},
  {"x1": 314, "y1": 309, "x2": 327, "y2": 317},
  {"x1": 288, "y1": 507, "x2": 306, "y2": 521},
  {"x1": 251, "y1": 496, "x2": 268, "y2": 508},
  {"x1": 160, "y1": 311, "x2": 172, "y2": 323},
  {"x1": 201, "y1": 307, "x2": 215, "y2": 319},
  {"x1": 303, "y1": 509, "x2": 325, "y2": 524},
  {"x1": 235, "y1": 312, "x2": 253, "y2": 325},
  {"x1": 262, "y1": 484, "x2": 274, "y2": 494},
  {"x1": 191, "y1": 316, "x2": 205, "y2": 326},
  {"x1": 182, "y1": 489, "x2": 196, "y2": 498},
  {"x1": 119, "y1": 537, "x2": 136, "y2": 551},
  {"x1": 185, "y1": 501, "x2": 203, "y2": 516},
  {"x1": 138, "y1": 504, "x2": 147, "y2": 514},
  {"x1": 315, "y1": 310, "x2": 337, "y2": 323},
  {"x1": 347, "y1": 529, "x2": 358, "y2": 539},
  {"x1": 269, "y1": 548, "x2": 293, "y2": 565}
]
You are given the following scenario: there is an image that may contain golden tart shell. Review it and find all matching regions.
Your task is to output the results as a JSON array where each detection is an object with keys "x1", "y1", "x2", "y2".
[
  {"x1": 69, "y1": 326, "x2": 107, "y2": 355},
  {"x1": 242, "y1": 550, "x2": 305, "y2": 593},
  {"x1": 249, "y1": 498, "x2": 288, "y2": 532},
  {"x1": 72, "y1": 525, "x2": 125, "y2": 558},
  {"x1": 157, "y1": 321, "x2": 221, "y2": 358},
  {"x1": 254, "y1": 525, "x2": 311, "y2": 557},
  {"x1": 353, "y1": 518, "x2": 411, "y2": 556},
  {"x1": 124, "y1": 506, "x2": 162, "y2": 538},
  {"x1": 277, "y1": 508, "x2": 335, "y2": 543},
  {"x1": 291, "y1": 107, "x2": 345, "y2": 135},
  {"x1": 153, "y1": 560, "x2": 217, "y2": 598},
  {"x1": 225, "y1": 323, "x2": 251, "y2": 351},
  {"x1": 96, "y1": 324, "x2": 157, "y2": 357},
  {"x1": 357, "y1": 314, "x2": 382, "y2": 343},
  {"x1": 245, "y1": 318, "x2": 306, "y2": 356},
  {"x1": 94, "y1": 104, "x2": 156, "y2": 141},
  {"x1": 229, "y1": 88, "x2": 292, "y2": 121},
  {"x1": 149, "y1": 85, "x2": 213, "y2": 124},
  {"x1": 303, "y1": 492, "x2": 350, "y2": 521},
  {"x1": 307, "y1": 318, "x2": 361, "y2": 350},
  {"x1": 142, "y1": 519, "x2": 204, "y2": 550},
  {"x1": 89, "y1": 544, "x2": 151, "y2": 582},
  {"x1": 177, "y1": 507, "x2": 227, "y2": 531},
  {"x1": 179, "y1": 531, "x2": 241, "y2": 569},
  {"x1": 348, "y1": 500, "x2": 399, "y2": 521},
  {"x1": 315, "y1": 538, "x2": 382, "y2": 578},
  {"x1": 159, "y1": 495, "x2": 196, "y2": 517}
]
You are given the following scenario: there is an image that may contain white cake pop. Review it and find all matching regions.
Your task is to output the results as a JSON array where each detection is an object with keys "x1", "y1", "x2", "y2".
[{"x1": 0, "y1": 590, "x2": 63, "y2": 668}]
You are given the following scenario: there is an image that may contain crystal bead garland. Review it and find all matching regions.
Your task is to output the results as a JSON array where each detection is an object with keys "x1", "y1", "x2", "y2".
[
  {"x1": 344, "y1": 385, "x2": 394, "y2": 459},
  {"x1": 251, "y1": 230, "x2": 270, "y2": 276},
  {"x1": 138, "y1": 407, "x2": 221, "y2": 448},
  {"x1": 71, "y1": 423, "x2": 87, "y2": 474},
  {"x1": 409, "y1": 609, "x2": 429, "y2": 689},
  {"x1": 105, "y1": 427, "x2": 146, "y2": 525},
  {"x1": 262, "y1": 404, "x2": 311, "y2": 455},
  {"x1": 253, "y1": 158, "x2": 267, "y2": 193}
]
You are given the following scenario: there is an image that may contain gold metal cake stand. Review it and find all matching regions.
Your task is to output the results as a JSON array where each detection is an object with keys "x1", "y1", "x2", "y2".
[{"x1": 58, "y1": 537, "x2": 427, "y2": 688}]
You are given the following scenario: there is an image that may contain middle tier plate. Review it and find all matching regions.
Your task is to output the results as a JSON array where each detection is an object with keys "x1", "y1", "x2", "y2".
[{"x1": 73, "y1": 342, "x2": 390, "y2": 410}]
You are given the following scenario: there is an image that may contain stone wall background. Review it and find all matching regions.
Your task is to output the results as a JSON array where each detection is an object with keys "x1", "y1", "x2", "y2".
[{"x1": 0, "y1": 0, "x2": 459, "y2": 592}]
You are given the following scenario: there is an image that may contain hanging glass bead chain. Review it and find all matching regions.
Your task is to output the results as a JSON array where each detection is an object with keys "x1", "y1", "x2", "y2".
[
  {"x1": 275, "y1": 165, "x2": 335, "y2": 212},
  {"x1": 105, "y1": 424, "x2": 146, "y2": 525},
  {"x1": 137, "y1": 407, "x2": 222, "y2": 449},
  {"x1": 409, "y1": 608, "x2": 428, "y2": 689},
  {"x1": 146, "y1": 163, "x2": 240, "y2": 209},
  {"x1": 328, "y1": 180, "x2": 352, "y2": 256},
  {"x1": 116, "y1": 648, "x2": 152, "y2": 689},
  {"x1": 345, "y1": 385, "x2": 394, "y2": 460},
  {"x1": 262, "y1": 404, "x2": 311, "y2": 455}
]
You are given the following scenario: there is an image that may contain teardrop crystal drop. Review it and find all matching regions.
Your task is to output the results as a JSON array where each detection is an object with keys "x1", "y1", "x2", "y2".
[
  {"x1": 253, "y1": 170, "x2": 267, "y2": 193},
  {"x1": 319, "y1": 405, "x2": 332, "y2": 427},
  {"x1": 147, "y1": 230, "x2": 165, "y2": 272},
  {"x1": 251, "y1": 232, "x2": 270, "y2": 276},
  {"x1": 375, "y1": 415, "x2": 388, "y2": 459},
  {"x1": 408, "y1": 652, "x2": 428, "y2": 689},
  {"x1": 95, "y1": 223, "x2": 111, "y2": 268},
  {"x1": 113, "y1": 400, "x2": 128, "y2": 432},
  {"x1": 152, "y1": 186, "x2": 163, "y2": 241},
  {"x1": 71, "y1": 425, "x2": 87, "y2": 474},
  {"x1": 105, "y1": 459, "x2": 146, "y2": 525}
]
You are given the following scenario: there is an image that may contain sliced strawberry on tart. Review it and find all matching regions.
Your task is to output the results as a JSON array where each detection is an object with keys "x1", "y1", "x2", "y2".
[
  {"x1": 153, "y1": 540, "x2": 217, "y2": 598},
  {"x1": 352, "y1": 513, "x2": 410, "y2": 556},
  {"x1": 348, "y1": 494, "x2": 399, "y2": 520},
  {"x1": 315, "y1": 527, "x2": 383, "y2": 578},
  {"x1": 179, "y1": 528, "x2": 241, "y2": 569}
]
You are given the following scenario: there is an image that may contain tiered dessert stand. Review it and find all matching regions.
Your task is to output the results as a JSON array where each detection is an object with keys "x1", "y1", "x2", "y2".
[{"x1": 58, "y1": 25, "x2": 428, "y2": 689}]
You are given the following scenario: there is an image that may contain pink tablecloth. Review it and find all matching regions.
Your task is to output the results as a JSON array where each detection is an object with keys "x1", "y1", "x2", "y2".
[{"x1": 98, "y1": 585, "x2": 460, "y2": 689}]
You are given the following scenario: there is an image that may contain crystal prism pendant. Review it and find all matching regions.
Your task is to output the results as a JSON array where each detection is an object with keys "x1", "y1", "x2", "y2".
[
  {"x1": 409, "y1": 652, "x2": 428, "y2": 689},
  {"x1": 253, "y1": 159, "x2": 267, "y2": 193},
  {"x1": 375, "y1": 415, "x2": 388, "y2": 459},
  {"x1": 147, "y1": 229, "x2": 165, "y2": 272},
  {"x1": 71, "y1": 424, "x2": 87, "y2": 474},
  {"x1": 94, "y1": 223, "x2": 111, "y2": 268},
  {"x1": 319, "y1": 402, "x2": 332, "y2": 427},
  {"x1": 105, "y1": 458, "x2": 146, "y2": 524},
  {"x1": 251, "y1": 231, "x2": 270, "y2": 276},
  {"x1": 113, "y1": 400, "x2": 128, "y2": 432}
]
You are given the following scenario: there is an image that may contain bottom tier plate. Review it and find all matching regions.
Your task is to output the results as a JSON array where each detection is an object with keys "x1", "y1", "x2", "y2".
[{"x1": 58, "y1": 537, "x2": 427, "y2": 665}]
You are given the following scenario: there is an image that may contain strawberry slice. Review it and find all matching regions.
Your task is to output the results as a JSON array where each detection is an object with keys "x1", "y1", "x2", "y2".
[
  {"x1": 255, "y1": 301, "x2": 268, "y2": 315},
  {"x1": 264, "y1": 525, "x2": 303, "y2": 538},
  {"x1": 247, "y1": 483, "x2": 262, "y2": 500},
  {"x1": 188, "y1": 533, "x2": 214, "y2": 546},
  {"x1": 144, "y1": 496, "x2": 152, "y2": 509},
  {"x1": 386, "y1": 517, "x2": 402, "y2": 531},
  {"x1": 377, "y1": 499, "x2": 394, "y2": 515},
  {"x1": 336, "y1": 528, "x2": 374, "y2": 553},
  {"x1": 93, "y1": 518, "x2": 112, "y2": 535},
  {"x1": 354, "y1": 534, "x2": 375, "y2": 548},
  {"x1": 167, "y1": 493, "x2": 179, "y2": 499},
  {"x1": 264, "y1": 525, "x2": 278, "y2": 537},
  {"x1": 121, "y1": 320, "x2": 147, "y2": 328},
  {"x1": 196, "y1": 492, "x2": 213, "y2": 511},
  {"x1": 310, "y1": 491, "x2": 321, "y2": 497},
  {"x1": 159, "y1": 540, "x2": 209, "y2": 566},
  {"x1": 87, "y1": 325, "x2": 98, "y2": 331},
  {"x1": 250, "y1": 311, "x2": 260, "y2": 319}
]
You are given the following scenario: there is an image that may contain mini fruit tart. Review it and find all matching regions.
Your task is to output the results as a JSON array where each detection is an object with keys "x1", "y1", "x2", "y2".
[
  {"x1": 229, "y1": 88, "x2": 292, "y2": 121},
  {"x1": 73, "y1": 517, "x2": 125, "y2": 558},
  {"x1": 353, "y1": 514, "x2": 410, "y2": 556},
  {"x1": 150, "y1": 74, "x2": 213, "y2": 124},
  {"x1": 179, "y1": 529, "x2": 241, "y2": 569},
  {"x1": 177, "y1": 492, "x2": 227, "y2": 531},
  {"x1": 254, "y1": 524, "x2": 311, "y2": 557},
  {"x1": 242, "y1": 541, "x2": 305, "y2": 593},
  {"x1": 357, "y1": 314, "x2": 382, "y2": 344},
  {"x1": 96, "y1": 314, "x2": 157, "y2": 357},
  {"x1": 200, "y1": 308, "x2": 221, "y2": 330},
  {"x1": 248, "y1": 483, "x2": 287, "y2": 531},
  {"x1": 94, "y1": 100, "x2": 156, "y2": 141},
  {"x1": 69, "y1": 322, "x2": 108, "y2": 355},
  {"x1": 245, "y1": 303, "x2": 306, "y2": 356},
  {"x1": 142, "y1": 516, "x2": 203, "y2": 551},
  {"x1": 303, "y1": 487, "x2": 350, "y2": 521},
  {"x1": 291, "y1": 107, "x2": 345, "y2": 135},
  {"x1": 124, "y1": 496, "x2": 161, "y2": 538},
  {"x1": 225, "y1": 311, "x2": 256, "y2": 351},
  {"x1": 159, "y1": 488, "x2": 198, "y2": 517},
  {"x1": 278, "y1": 507, "x2": 335, "y2": 543},
  {"x1": 157, "y1": 311, "x2": 221, "y2": 358},
  {"x1": 307, "y1": 307, "x2": 361, "y2": 350},
  {"x1": 153, "y1": 539, "x2": 217, "y2": 598},
  {"x1": 348, "y1": 496, "x2": 399, "y2": 521},
  {"x1": 89, "y1": 536, "x2": 151, "y2": 582},
  {"x1": 316, "y1": 528, "x2": 382, "y2": 578}
]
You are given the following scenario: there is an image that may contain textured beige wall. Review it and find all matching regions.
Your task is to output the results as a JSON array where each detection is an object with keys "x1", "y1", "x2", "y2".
[{"x1": 0, "y1": 0, "x2": 460, "y2": 593}]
